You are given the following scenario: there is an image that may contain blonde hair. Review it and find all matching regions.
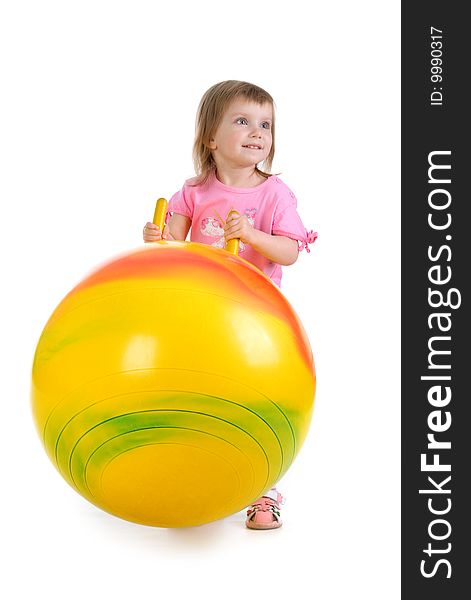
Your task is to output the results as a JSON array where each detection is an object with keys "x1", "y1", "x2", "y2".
[{"x1": 192, "y1": 80, "x2": 275, "y2": 186}]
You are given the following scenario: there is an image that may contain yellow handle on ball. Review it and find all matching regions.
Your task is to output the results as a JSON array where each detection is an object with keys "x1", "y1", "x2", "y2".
[
  {"x1": 225, "y1": 210, "x2": 240, "y2": 256},
  {"x1": 153, "y1": 198, "x2": 168, "y2": 233}
]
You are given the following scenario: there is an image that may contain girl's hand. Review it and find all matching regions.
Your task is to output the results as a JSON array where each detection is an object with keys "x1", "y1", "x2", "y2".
[
  {"x1": 143, "y1": 222, "x2": 170, "y2": 242},
  {"x1": 224, "y1": 213, "x2": 256, "y2": 245}
]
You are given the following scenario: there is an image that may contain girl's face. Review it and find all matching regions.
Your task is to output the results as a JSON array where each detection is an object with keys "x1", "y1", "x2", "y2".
[{"x1": 209, "y1": 99, "x2": 273, "y2": 170}]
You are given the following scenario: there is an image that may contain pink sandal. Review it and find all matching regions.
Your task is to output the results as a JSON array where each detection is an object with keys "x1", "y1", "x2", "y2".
[{"x1": 245, "y1": 492, "x2": 284, "y2": 530}]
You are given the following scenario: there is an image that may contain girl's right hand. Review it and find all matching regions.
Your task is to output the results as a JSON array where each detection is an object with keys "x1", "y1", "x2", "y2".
[{"x1": 143, "y1": 222, "x2": 169, "y2": 242}]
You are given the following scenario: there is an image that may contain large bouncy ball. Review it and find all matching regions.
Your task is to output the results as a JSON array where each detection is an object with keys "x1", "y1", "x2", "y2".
[{"x1": 31, "y1": 205, "x2": 315, "y2": 528}]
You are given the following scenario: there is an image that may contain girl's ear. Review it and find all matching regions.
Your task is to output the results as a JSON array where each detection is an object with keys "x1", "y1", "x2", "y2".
[{"x1": 208, "y1": 138, "x2": 217, "y2": 150}]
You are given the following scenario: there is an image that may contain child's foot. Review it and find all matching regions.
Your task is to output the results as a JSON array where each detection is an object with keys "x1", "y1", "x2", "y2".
[{"x1": 245, "y1": 491, "x2": 283, "y2": 530}]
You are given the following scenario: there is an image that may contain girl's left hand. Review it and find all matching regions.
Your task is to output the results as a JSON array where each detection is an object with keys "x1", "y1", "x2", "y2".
[{"x1": 224, "y1": 213, "x2": 256, "y2": 245}]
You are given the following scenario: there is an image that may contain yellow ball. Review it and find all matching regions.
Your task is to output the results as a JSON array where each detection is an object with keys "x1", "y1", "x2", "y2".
[{"x1": 31, "y1": 242, "x2": 315, "y2": 527}]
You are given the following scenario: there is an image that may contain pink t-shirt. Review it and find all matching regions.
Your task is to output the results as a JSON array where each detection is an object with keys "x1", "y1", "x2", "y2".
[{"x1": 168, "y1": 174, "x2": 317, "y2": 286}]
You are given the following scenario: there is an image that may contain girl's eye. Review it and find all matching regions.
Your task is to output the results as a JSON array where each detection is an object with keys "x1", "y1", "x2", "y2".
[
  {"x1": 236, "y1": 117, "x2": 248, "y2": 125},
  {"x1": 261, "y1": 122, "x2": 271, "y2": 129}
]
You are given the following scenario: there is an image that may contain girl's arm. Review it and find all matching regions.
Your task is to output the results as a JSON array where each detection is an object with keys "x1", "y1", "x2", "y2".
[
  {"x1": 224, "y1": 214, "x2": 298, "y2": 266},
  {"x1": 248, "y1": 230, "x2": 299, "y2": 266},
  {"x1": 166, "y1": 214, "x2": 192, "y2": 241},
  {"x1": 143, "y1": 213, "x2": 191, "y2": 242}
]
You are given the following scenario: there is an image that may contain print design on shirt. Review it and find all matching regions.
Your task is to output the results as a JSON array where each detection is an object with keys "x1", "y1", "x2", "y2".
[
  {"x1": 200, "y1": 208, "x2": 257, "y2": 252},
  {"x1": 200, "y1": 217, "x2": 225, "y2": 248}
]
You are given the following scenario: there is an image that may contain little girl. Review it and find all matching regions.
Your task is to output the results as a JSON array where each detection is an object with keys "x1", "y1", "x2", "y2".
[{"x1": 143, "y1": 80, "x2": 316, "y2": 529}]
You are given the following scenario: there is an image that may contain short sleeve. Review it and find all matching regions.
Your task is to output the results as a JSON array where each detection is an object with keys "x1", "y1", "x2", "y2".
[
  {"x1": 168, "y1": 184, "x2": 194, "y2": 219},
  {"x1": 272, "y1": 188, "x2": 318, "y2": 252}
]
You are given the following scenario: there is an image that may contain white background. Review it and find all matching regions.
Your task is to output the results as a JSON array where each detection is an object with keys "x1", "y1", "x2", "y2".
[{"x1": 1, "y1": 1, "x2": 400, "y2": 598}]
